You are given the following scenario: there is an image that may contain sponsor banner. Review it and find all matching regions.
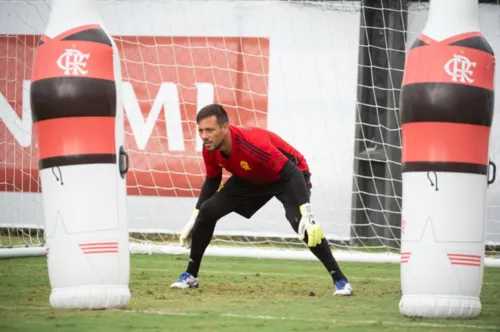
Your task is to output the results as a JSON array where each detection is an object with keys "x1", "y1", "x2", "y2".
[{"x1": 0, "y1": 35, "x2": 270, "y2": 196}]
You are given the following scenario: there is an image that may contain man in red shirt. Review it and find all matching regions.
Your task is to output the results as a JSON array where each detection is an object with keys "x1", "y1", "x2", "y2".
[{"x1": 171, "y1": 104, "x2": 353, "y2": 296}]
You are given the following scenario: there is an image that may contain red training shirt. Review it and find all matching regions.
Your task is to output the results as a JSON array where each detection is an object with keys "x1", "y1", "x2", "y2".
[{"x1": 203, "y1": 125, "x2": 309, "y2": 185}]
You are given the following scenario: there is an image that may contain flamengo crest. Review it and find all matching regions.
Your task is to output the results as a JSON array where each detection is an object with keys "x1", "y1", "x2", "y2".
[
  {"x1": 240, "y1": 161, "x2": 251, "y2": 171},
  {"x1": 444, "y1": 54, "x2": 476, "y2": 84},
  {"x1": 57, "y1": 49, "x2": 90, "y2": 76}
]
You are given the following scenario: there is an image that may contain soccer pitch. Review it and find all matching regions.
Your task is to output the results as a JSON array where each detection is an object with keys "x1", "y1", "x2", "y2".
[{"x1": 1, "y1": 255, "x2": 499, "y2": 332}]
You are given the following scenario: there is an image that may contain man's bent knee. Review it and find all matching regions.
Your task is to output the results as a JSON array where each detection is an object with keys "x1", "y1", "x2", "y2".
[{"x1": 198, "y1": 195, "x2": 234, "y2": 224}]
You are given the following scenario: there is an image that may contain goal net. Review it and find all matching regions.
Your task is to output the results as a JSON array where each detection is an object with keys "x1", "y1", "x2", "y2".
[{"x1": 1, "y1": 0, "x2": 499, "y2": 265}]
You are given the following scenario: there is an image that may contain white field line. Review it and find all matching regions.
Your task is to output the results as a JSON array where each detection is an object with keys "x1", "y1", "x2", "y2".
[
  {"x1": 1, "y1": 306, "x2": 498, "y2": 330},
  {"x1": 127, "y1": 309, "x2": 500, "y2": 330}
]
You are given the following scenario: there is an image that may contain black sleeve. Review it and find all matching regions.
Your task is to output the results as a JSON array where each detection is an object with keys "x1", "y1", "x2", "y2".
[
  {"x1": 195, "y1": 173, "x2": 223, "y2": 209},
  {"x1": 279, "y1": 160, "x2": 311, "y2": 206}
]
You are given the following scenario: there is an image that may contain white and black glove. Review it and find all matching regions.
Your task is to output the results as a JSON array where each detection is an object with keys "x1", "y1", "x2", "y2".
[
  {"x1": 298, "y1": 203, "x2": 324, "y2": 247},
  {"x1": 179, "y1": 209, "x2": 199, "y2": 249}
]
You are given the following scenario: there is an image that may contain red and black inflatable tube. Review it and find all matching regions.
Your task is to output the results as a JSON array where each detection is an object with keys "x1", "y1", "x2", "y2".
[
  {"x1": 400, "y1": 32, "x2": 495, "y2": 175},
  {"x1": 30, "y1": 24, "x2": 117, "y2": 170}
]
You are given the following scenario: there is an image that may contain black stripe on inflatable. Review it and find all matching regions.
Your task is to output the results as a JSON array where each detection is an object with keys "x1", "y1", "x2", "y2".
[
  {"x1": 409, "y1": 39, "x2": 428, "y2": 49},
  {"x1": 39, "y1": 154, "x2": 117, "y2": 170},
  {"x1": 402, "y1": 162, "x2": 487, "y2": 175},
  {"x1": 30, "y1": 78, "x2": 116, "y2": 122},
  {"x1": 61, "y1": 28, "x2": 112, "y2": 46},
  {"x1": 449, "y1": 36, "x2": 494, "y2": 55},
  {"x1": 400, "y1": 83, "x2": 493, "y2": 126}
]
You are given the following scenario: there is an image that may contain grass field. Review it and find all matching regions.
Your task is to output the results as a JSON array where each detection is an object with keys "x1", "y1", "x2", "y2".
[{"x1": 1, "y1": 254, "x2": 499, "y2": 332}]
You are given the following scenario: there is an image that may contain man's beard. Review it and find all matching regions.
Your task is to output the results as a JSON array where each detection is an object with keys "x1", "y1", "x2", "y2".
[{"x1": 213, "y1": 140, "x2": 224, "y2": 150}]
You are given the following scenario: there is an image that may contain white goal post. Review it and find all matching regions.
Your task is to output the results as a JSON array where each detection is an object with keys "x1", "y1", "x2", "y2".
[{"x1": 1, "y1": 0, "x2": 499, "y2": 267}]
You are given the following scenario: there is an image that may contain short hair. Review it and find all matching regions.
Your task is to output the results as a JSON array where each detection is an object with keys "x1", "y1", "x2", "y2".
[{"x1": 196, "y1": 104, "x2": 229, "y2": 126}]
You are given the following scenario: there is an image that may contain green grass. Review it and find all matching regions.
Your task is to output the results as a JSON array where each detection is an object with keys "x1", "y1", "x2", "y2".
[{"x1": 0, "y1": 254, "x2": 499, "y2": 332}]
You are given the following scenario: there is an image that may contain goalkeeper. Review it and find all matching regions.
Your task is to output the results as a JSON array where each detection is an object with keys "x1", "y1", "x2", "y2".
[{"x1": 171, "y1": 104, "x2": 353, "y2": 296}]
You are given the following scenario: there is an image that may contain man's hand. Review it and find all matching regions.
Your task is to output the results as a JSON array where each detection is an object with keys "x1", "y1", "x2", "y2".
[
  {"x1": 298, "y1": 203, "x2": 324, "y2": 247},
  {"x1": 179, "y1": 209, "x2": 199, "y2": 249}
]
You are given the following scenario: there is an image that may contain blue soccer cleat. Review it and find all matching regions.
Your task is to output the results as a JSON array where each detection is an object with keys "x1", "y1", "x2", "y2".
[
  {"x1": 334, "y1": 279, "x2": 353, "y2": 296},
  {"x1": 170, "y1": 272, "x2": 199, "y2": 289}
]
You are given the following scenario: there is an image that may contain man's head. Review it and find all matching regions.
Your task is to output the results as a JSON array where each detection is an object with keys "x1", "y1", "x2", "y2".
[{"x1": 196, "y1": 104, "x2": 230, "y2": 151}]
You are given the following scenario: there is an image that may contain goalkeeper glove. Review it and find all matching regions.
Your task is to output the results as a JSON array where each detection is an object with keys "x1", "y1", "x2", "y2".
[
  {"x1": 179, "y1": 209, "x2": 199, "y2": 249},
  {"x1": 298, "y1": 203, "x2": 324, "y2": 247}
]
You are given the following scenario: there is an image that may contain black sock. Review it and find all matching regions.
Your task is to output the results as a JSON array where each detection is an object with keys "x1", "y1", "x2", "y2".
[
  {"x1": 185, "y1": 194, "x2": 236, "y2": 278},
  {"x1": 186, "y1": 253, "x2": 203, "y2": 278},
  {"x1": 309, "y1": 238, "x2": 347, "y2": 282},
  {"x1": 283, "y1": 206, "x2": 347, "y2": 283},
  {"x1": 186, "y1": 216, "x2": 218, "y2": 278}
]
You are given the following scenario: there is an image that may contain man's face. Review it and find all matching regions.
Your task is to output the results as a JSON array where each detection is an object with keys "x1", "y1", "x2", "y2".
[{"x1": 198, "y1": 116, "x2": 228, "y2": 151}]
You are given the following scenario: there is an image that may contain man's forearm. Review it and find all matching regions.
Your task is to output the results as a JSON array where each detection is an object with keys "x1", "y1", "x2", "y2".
[{"x1": 195, "y1": 173, "x2": 223, "y2": 209}]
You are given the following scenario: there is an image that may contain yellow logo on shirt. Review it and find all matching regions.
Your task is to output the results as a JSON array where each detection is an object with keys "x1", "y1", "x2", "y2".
[{"x1": 240, "y1": 161, "x2": 251, "y2": 171}]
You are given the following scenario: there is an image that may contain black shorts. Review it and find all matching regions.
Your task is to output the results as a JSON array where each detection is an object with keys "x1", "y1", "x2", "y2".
[{"x1": 210, "y1": 171, "x2": 311, "y2": 219}]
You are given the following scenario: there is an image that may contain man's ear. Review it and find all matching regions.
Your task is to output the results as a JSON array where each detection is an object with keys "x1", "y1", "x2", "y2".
[{"x1": 222, "y1": 122, "x2": 230, "y2": 133}]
